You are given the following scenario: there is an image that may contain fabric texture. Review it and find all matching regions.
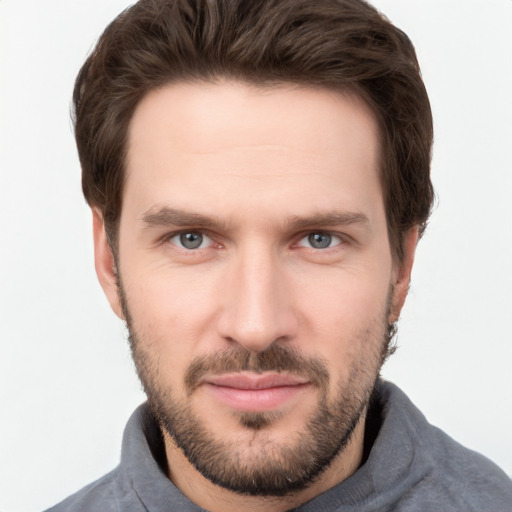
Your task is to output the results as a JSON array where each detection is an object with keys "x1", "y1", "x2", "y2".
[{"x1": 45, "y1": 381, "x2": 512, "y2": 511}]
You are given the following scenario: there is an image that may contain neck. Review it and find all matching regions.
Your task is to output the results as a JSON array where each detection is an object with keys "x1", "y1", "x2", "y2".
[{"x1": 162, "y1": 416, "x2": 366, "y2": 512}]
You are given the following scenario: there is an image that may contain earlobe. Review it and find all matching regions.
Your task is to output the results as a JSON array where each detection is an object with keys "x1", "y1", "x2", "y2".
[
  {"x1": 92, "y1": 208, "x2": 124, "y2": 320},
  {"x1": 388, "y1": 226, "x2": 420, "y2": 324}
]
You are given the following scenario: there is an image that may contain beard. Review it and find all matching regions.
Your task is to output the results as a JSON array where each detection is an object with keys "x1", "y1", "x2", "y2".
[{"x1": 117, "y1": 279, "x2": 393, "y2": 497}]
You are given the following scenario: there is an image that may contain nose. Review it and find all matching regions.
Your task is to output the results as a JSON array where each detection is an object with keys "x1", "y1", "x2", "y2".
[{"x1": 216, "y1": 244, "x2": 298, "y2": 353}]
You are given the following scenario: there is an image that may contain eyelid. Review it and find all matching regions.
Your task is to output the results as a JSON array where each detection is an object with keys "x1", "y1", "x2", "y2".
[
  {"x1": 295, "y1": 231, "x2": 346, "y2": 249},
  {"x1": 163, "y1": 229, "x2": 214, "y2": 249},
  {"x1": 159, "y1": 228, "x2": 350, "y2": 250}
]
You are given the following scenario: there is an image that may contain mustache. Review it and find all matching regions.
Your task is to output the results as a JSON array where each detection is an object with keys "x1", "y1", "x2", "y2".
[{"x1": 184, "y1": 345, "x2": 329, "y2": 395}]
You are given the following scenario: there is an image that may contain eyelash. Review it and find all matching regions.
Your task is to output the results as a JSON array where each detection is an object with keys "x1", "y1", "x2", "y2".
[
  {"x1": 163, "y1": 230, "x2": 346, "y2": 251},
  {"x1": 165, "y1": 231, "x2": 215, "y2": 250},
  {"x1": 296, "y1": 232, "x2": 344, "y2": 250}
]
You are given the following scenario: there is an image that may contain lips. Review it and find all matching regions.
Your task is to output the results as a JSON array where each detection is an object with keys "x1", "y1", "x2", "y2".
[
  {"x1": 205, "y1": 372, "x2": 308, "y2": 389},
  {"x1": 201, "y1": 372, "x2": 310, "y2": 412}
]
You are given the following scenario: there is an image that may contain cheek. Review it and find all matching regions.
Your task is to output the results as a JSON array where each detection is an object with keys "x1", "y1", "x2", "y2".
[
  {"x1": 124, "y1": 261, "x2": 214, "y2": 323},
  {"x1": 295, "y1": 270, "x2": 391, "y2": 372},
  {"x1": 298, "y1": 268, "x2": 391, "y2": 329},
  {"x1": 122, "y1": 267, "x2": 225, "y2": 380}
]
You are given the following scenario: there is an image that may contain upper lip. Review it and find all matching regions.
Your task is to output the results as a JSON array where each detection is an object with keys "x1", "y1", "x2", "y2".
[{"x1": 203, "y1": 373, "x2": 309, "y2": 390}]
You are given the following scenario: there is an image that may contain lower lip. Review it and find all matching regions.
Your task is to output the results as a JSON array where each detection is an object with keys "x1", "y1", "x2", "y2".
[{"x1": 203, "y1": 383, "x2": 310, "y2": 412}]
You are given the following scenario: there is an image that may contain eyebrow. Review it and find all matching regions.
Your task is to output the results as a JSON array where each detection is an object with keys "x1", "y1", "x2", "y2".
[
  {"x1": 141, "y1": 207, "x2": 369, "y2": 231},
  {"x1": 287, "y1": 211, "x2": 369, "y2": 230},
  {"x1": 142, "y1": 207, "x2": 228, "y2": 230}
]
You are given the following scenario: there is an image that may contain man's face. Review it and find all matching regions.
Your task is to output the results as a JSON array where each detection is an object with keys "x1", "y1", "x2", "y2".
[{"x1": 94, "y1": 81, "x2": 415, "y2": 496}]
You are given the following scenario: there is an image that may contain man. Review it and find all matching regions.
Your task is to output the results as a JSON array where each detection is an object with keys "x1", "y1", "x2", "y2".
[{"x1": 47, "y1": 0, "x2": 512, "y2": 510}]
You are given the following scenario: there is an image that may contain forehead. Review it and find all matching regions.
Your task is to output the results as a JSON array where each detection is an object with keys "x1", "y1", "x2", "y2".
[{"x1": 124, "y1": 80, "x2": 383, "y2": 226}]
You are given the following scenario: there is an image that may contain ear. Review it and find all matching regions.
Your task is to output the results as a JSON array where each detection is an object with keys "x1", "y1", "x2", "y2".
[
  {"x1": 92, "y1": 208, "x2": 124, "y2": 320},
  {"x1": 388, "y1": 226, "x2": 420, "y2": 324}
]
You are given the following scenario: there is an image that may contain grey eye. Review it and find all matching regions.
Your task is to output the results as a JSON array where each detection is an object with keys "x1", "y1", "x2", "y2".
[
  {"x1": 307, "y1": 233, "x2": 333, "y2": 249},
  {"x1": 179, "y1": 232, "x2": 204, "y2": 249}
]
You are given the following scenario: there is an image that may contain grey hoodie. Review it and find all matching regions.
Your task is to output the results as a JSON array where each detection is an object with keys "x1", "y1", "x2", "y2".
[{"x1": 46, "y1": 381, "x2": 512, "y2": 511}]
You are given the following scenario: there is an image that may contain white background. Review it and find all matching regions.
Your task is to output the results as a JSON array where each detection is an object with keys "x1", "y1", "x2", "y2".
[{"x1": 1, "y1": 1, "x2": 511, "y2": 510}]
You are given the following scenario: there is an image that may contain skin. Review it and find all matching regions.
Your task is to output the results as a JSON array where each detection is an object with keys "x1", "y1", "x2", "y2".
[{"x1": 93, "y1": 80, "x2": 418, "y2": 512}]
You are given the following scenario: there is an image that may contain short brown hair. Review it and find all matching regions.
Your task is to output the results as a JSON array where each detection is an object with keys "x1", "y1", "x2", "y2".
[{"x1": 73, "y1": 0, "x2": 434, "y2": 260}]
